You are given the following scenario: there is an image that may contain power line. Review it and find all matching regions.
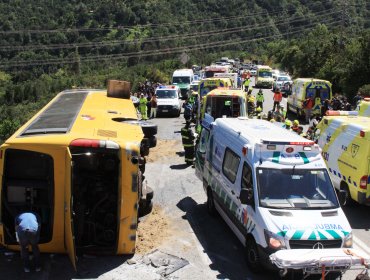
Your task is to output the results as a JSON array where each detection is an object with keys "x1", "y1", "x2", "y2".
[
  {"x1": 0, "y1": 4, "x2": 340, "y2": 35},
  {"x1": 0, "y1": 19, "x2": 341, "y2": 68},
  {"x1": 0, "y1": 9, "x2": 339, "y2": 51}
]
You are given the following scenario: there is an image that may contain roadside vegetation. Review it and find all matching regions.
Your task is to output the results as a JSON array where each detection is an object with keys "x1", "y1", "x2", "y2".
[{"x1": 0, "y1": 0, "x2": 369, "y2": 142}]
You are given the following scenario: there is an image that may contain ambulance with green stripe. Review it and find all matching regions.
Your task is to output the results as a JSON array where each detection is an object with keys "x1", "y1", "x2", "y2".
[
  {"x1": 317, "y1": 110, "x2": 370, "y2": 206},
  {"x1": 196, "y1": 118, "x2": 352, "y2": 272}
]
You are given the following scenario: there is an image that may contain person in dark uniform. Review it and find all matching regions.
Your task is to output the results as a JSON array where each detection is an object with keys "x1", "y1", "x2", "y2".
[
  {"x1": 15, "y1": 212, "x2": 41, "y2": 272},
  {"x1": 181, "y1": 121, "x2": 195, "y2": 165}
]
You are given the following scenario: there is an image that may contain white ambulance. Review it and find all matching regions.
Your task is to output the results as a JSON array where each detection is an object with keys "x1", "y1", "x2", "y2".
[{"x1": 195, "y1": 118, "x2": 353, "y2": 273}]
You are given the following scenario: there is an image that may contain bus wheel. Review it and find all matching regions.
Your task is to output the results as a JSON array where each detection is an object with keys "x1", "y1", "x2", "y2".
[
  {"x1": 207, "y1": 188, "x2": 216, "y2": 216},
  {"x1": 245, "y1": 237, "x2": 262, "y2": 273},
  {"x1": 339, "y1": 182, "x2": 354, "y2": 207},
  {"x1": 139, "y1": 121, "x2": 158, "y2": 138}
]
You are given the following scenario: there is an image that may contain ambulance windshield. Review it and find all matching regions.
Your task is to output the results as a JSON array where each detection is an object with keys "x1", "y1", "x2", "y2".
[{"x1": 257, "y1": 168, "x2": 339, "y2": 209}]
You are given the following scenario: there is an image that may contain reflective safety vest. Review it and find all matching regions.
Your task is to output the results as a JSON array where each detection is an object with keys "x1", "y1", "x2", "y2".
[
  {"x1": 139, "y1": 97, "x2": 147, "y2": 107},
  {"x1": 256, "y1": 93, "x2": 264, "y2": 102},
  {"x1": 181, "y1": 127, "x2": 195, "y2": 147},
  {"x1": 243, "y1": 79, "x2": 251, "y2": 87}
]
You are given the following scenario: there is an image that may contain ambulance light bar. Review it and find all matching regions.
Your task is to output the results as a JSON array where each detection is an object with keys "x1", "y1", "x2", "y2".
[
  {"x1": 262, "y1": 140, "x2": 314, "y2": 146},
  {"x1": 326, "y1": 110, "x2": 358, "y2": 116}
]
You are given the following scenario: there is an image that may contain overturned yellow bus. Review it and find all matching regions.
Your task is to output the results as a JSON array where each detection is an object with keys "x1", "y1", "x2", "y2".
[{"x1": 0, "y1": 86, "x2": 155, "y2": 269}]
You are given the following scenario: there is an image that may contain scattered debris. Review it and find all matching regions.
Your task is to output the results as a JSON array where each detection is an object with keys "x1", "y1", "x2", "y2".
[
  {"x1": 126, "y1": 259, "x2": 137, "y2": 265},
  {"x1": 141, "y1": 250, "x2": 189, "y2": 277}
]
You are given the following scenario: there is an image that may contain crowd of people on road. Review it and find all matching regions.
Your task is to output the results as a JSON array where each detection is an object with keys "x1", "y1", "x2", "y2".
[{"x1": 130, "y1": 80, "x2": 164, "y2": 120}]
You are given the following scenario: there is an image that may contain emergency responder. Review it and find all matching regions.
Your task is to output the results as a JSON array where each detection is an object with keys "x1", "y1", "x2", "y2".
[
  {"x1": 189, "y1": 91, "x2": 198, "y2": 122},
  {"x1": 183, "y1": 98, "x2": 193, "y2": 122},
  {"x1": 255, "y1": 106, "x2": 263, "y2": 119},
  {"x1": 139, "y1": 93, "x2": 148, "y2": 120},
  {"x1": 283, "y1": 119, "x2": 292, "y2": 130},
  {"x1": 292, "y1": 120, "x2": 299, "y2": 133},
  {"x1": 243, "y1": 77, "x2": 251, "y2": 92},
  {"x1": 306, "y1": 118, "x2": 319, "y2": 141},
  {"x1": 272, "y1": 88, "x2": 283, "y2": 111},
  {"x1": 15, "y1": 212, "x2": 41, "y2": 272},
  {"x1": 247, "y1": 94, "x2": 255, "y2": 116},
  {"x1": 296, "y1": 126, "x2": 305, "y2": 136},
  {"x1": 273, "y1": 104, "x2": 285, "y2": 122},
  {"x1": 181, "y1": 121, "x2": 195, "y2": 165},
  {"x1": 256, "y1": 89, "x2": 264, "y2": 110},
  {"x1": 303, "y1": 97, "x2": 314, "y2": 124}
]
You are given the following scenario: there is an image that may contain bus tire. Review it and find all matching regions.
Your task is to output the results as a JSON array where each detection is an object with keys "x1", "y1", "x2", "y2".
[
  {"x1": 339, "y1": 182, "x2": 354, "y2": 207},
  {"x1": 149, "y1": 136, "x2": 157, "y2": 148},
  {"x1": 207, "y1": 188, "x2": 217, "y2": 216},
  {"x1": 245, "y1": 237, "x2": 262, "y2": 273},
  {"x1": 139, "y1": 121, "x2": 158, "y2": 138}
]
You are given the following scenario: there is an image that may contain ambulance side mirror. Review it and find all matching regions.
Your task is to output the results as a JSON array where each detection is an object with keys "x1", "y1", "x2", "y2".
[{"x1": 240, "y1": 188, "x2": 253, "y2": 205}]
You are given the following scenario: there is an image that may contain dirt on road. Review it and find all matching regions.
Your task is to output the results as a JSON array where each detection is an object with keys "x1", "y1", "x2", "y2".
[
  {"x1": 146, "y1": 139, "x2": 182, "y2": 163},
  {"x1": 136, "y1": 205, "x2": 171, "y2": 255}
]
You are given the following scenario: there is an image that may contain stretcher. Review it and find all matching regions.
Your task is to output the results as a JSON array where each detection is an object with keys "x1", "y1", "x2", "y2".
[{"x1": 270, "y1": 248, "x2": 370, "y2": 279}]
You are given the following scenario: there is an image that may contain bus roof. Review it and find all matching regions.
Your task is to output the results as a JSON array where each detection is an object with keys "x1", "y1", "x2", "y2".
[{"x1": 5, "y1": 89, "x2": 143, "y2": 146}]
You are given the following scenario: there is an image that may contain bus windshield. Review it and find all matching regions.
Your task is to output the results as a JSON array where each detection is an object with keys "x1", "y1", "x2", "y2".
[
  {"x1": 173, "y1": 77, "x2": 190, "y2": 84},
  {"x1": 156, "y1": 90, "x2": 177, "y2": 99},
  {"x1": 258, "y1": 71, "x2": 272, "y2": 78},
  {"x1": 257, "y1": 168, "x2": 339, "y2": 209}
]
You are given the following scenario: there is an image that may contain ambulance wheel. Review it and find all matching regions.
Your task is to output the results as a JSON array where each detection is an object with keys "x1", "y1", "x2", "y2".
[
  {"x1": 207, "y1": 188, "x2": 216, "y2": 216},
  {"x1": 339, "y1": 182, "x2": 354, "y2": 207},
  {"x1": 245, "y1": 237, "x2": 262, "y2": 272}
]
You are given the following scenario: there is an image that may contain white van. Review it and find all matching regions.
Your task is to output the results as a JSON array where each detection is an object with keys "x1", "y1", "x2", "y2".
[
  {"x1": 154, "y1": 85, "x2": 181, "y2": 117},
  {"x1": 195, "y1": 118, "x2": 352, "y2": 273},
  {"x1": 172, "y1": 69, "x2": 194, "y2": 99}
]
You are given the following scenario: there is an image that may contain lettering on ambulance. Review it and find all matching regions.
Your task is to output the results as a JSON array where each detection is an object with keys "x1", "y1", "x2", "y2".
[{"x1": 278, "y1": 224, "x2": 349, "y2": 240}]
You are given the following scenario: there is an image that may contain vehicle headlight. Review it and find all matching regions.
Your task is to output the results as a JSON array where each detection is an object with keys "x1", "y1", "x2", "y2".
[
  {"x1": 264, "y1": 229, "x2": 286, "y2": 250},
  {"x1": 343, "y1": 232, "x2": 353, "y2": 248},
  {"x1": 173, "y1": 104, "x2": 180, "y2": 109}
]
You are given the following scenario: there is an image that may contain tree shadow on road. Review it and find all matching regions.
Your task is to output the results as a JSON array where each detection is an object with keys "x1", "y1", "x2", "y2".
[{"x1": 176, "y1": 196, "x2": 277, "y2": 280}]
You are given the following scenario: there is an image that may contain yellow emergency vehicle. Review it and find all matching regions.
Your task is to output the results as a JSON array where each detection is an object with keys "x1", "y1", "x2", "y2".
[
  {"x1": 0, "y1": 85, "x2": 155, "y2": 268},
  {"x1": 317, "y1": 110, "x2": 370, "y2": 206},
  {"x1": 255, "y1": 65, "x2": 274, "y2": 88},
  {"x1": 357, "y1": 98, "x2": 370, "y2": 117},
  {"x1": 199, "y1": 88, "x2": 247, "y2": 129},
  {"x1": 198, "y1": 77, "x2": 233, "y2": 99},
  {"x1": 287, "y1": 78, "x2": 332, "y2": 119}
]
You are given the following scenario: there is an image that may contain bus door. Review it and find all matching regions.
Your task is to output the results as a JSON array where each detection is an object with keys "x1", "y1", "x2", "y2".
[{"x1": 65, "y1": 149, "x2": 77, "y2": 270}]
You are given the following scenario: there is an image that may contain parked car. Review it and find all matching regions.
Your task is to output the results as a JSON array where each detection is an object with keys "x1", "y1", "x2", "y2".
[{"x1": 273, "y1": 75, "x2": 292, "y2": 92}]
